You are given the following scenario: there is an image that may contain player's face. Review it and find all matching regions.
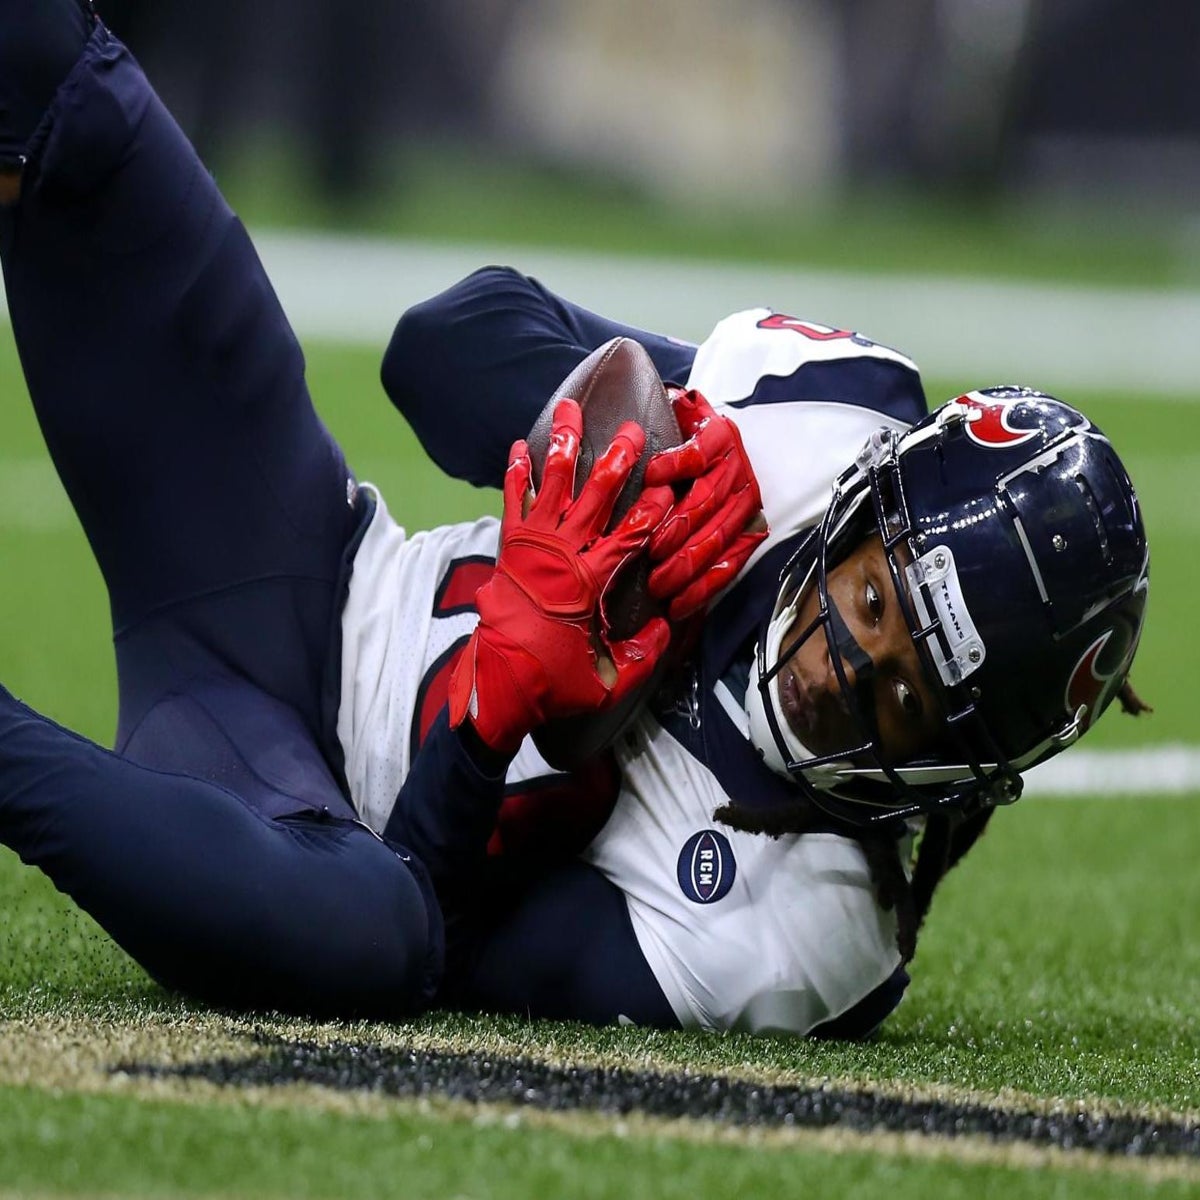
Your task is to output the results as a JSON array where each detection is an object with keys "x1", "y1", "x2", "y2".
[{"x1": 778, "y1": 535, "x2": 943, "y2": 765}]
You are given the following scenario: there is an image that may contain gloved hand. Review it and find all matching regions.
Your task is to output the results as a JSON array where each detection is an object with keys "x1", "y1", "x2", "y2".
[
  {"x1": 643, "y1": 389, "x2": 768, "y2": 620},
  {"x1": 449, "y1": 398, "x2": 675, "y2": 756}
]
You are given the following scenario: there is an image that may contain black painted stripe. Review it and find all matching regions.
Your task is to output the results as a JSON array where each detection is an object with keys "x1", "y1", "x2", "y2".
[{"x1": 117, "y1": 1040, "x2": 1200, "y2": 1159}]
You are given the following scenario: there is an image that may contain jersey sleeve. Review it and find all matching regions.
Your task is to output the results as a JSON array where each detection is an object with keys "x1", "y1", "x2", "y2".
[
  {"x1": 381, "y1": 265, "x2": 699, "y2": 489},
  {"x1": 381, "y1": 706, "x2": 673, "y2": 1027},
  {"x1": 686, "y1": 308, "x2": 928, "y2": 426},
  {"x1": 383, "y1": 709, "x2": 508, "y2": 902}
]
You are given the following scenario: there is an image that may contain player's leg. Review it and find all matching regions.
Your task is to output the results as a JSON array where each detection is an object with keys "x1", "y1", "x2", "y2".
[
  {"x1": 0, "y1": 5, "x2": 357, "y2": 737},
  {"x1": 1, "y1": 5, "x2": 450, "y2": 1009},
  {"x1": 442, "y1": 860, "x2": 678, "y2": 1028},
  {"x1": 383, "y1": 265, "x2": 700, "y2": 490},
  {"x1": 0, "y1": 683, "x2": 442, "y2": 1014}
]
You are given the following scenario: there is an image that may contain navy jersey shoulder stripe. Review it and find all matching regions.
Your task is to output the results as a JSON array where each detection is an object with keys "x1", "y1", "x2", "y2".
[{"x1": 727, "y1": 357, "x2": 927, "y2": 427}]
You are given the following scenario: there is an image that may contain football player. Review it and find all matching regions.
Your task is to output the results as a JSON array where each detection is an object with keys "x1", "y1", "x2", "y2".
[
  {"x1": 0, "y1": 2, "x2": 1149, "y2": 1036},
  {"x1": 365, "y1": 270, "x2": 1150, "y2": 1036}
]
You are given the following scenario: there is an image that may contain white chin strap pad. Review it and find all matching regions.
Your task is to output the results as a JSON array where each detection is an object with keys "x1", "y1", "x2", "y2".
[{"x1": 745, "y1": 592, "x2": 816, "y2": 779}]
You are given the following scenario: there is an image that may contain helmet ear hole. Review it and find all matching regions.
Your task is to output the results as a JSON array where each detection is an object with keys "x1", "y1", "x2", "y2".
[
  {"x1": 1101, "y1": 453, "x2": 1142, "y2": 538},
  {"x1": 1072, "y1": 473, "x2": 1110, "y2": 561}
]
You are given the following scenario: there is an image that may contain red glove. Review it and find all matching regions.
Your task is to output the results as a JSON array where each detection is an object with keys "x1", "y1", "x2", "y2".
[
  {"x1": 449, "y1": 399, "x2": 675, "y2": 756},
  {"x1": 643, "y1": 389, "x2": 768, "y2": 620}
]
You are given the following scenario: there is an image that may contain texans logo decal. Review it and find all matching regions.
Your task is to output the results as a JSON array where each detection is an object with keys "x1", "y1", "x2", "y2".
[
  {"x1": 954, "y1": 392, "x2": 1039, "y2": 449},
  {"x1": 1065, "y1": 630, "x2": 1122, "y2": 731}
]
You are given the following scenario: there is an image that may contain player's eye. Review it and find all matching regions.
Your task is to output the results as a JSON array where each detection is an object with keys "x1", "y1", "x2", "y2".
[
  {"x1": 894, "y1": 678, "x2": 922, "y2": 721},
  {"x1": 865, "y1": 579, "x2": 882, "y2": 622}
]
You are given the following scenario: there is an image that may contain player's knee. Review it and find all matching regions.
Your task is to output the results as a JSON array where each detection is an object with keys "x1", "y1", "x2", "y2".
[
  {"x1": 382, "y1": 296, "x2": 443, "y2": 410},
  {"x1": 325, "y1": 831, "x2": 442, "y2": 1015},
  {"x1": 0, "y1": 0, "x2": 93, "y2": 163},
  {"x1": 154, "y1": 843, "x2": 438, "y2": 1019},
  {"x1": 382, "y1": 266, "x2": 520, "y2": 408}
]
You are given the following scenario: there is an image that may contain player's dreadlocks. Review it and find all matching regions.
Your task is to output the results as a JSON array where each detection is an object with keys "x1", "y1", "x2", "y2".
[
  {"x1": 716, "y1": 681, "x2": 1150, "y2": 964},
  {"x1": 712, "y1": 796, "x2": 987, "y2": 964}
]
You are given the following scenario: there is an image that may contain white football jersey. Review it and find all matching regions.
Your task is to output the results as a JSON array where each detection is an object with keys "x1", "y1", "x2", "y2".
[
  {"x1": 592, "y1": 717, "x2": 902, "y2": 1035},
  {"x1": 584, "y1": 312, "x2": 912, "y2": 1034},
  {"x1": 337, "y1": 307, "x2": 918, "y2": 1035},
  {"x1": 336, "y1": 495, "x2": 556, "y2": 834}
]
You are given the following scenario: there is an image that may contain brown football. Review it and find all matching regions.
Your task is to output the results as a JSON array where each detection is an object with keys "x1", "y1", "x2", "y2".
[{"x1": 525, "y1": 337, "x2": 683, "y2": 771}]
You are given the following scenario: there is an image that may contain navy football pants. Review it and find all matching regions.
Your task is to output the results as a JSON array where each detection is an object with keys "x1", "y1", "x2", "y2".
[{"x1": 0, "y1": 8, "x2": 442, "y2": 1014}]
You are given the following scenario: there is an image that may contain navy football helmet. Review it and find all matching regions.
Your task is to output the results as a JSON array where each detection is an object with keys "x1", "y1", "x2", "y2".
[{"x1": 746, "y1": 387, "x2": 1150, "y2": 825}]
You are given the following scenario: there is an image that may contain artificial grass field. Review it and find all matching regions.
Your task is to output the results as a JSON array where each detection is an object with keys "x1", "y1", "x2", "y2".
[{"x1": 1, "y1": 321, "x2": 1198, "y2": 1196}]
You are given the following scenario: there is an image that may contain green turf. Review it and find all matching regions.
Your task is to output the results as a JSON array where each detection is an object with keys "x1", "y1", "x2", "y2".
[
  {"x1": 2, "y1": 1085, "x2": 1196, "y2": 1200},
  {"x1": 1, "y1": 328, "x2": 1197, "y2": 1196},
  {"x1": 4, "y1": 790, "x2": 1197, "y2": 1112}
]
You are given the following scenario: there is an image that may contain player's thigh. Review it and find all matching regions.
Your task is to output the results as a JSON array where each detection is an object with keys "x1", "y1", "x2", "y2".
[
  {"x1": 115, "y1": 658, "x2": 357, "y2": 820},
  {"x1": 0, "y1": 684, "x2": 440, "y2": 1016}
]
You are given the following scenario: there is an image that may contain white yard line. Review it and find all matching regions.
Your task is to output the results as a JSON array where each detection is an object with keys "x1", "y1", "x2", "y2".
[{"x1": 1, "y1": 229, "x2": 1199, "y2": 394}]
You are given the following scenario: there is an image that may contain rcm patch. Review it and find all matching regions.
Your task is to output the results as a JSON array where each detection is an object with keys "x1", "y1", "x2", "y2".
[{"x1": 677, "y1": 830, "x2": 736, "y2": 904}]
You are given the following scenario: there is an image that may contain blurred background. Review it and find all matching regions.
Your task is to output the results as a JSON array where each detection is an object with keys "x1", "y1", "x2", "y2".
[{"x1": 88, "y1": 0, "x2": 1198, "y2": 284}]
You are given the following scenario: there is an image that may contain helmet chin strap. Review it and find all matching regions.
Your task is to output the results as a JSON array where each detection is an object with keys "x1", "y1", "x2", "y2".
[
  {"x1": 746, "y1": 579, "x2": 813, "y2": 775},
  {"x1": 745, "y1": 657, "x2": 803, "y2": 776}
]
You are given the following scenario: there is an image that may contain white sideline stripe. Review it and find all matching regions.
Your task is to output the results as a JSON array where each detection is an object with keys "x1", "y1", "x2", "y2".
[
  {"x1": 2, "y1": 229, "x2": 1200, "y2": 394},
  {"x1": 252, "y1": 233, "x2": 1200, "y2": 395}
]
